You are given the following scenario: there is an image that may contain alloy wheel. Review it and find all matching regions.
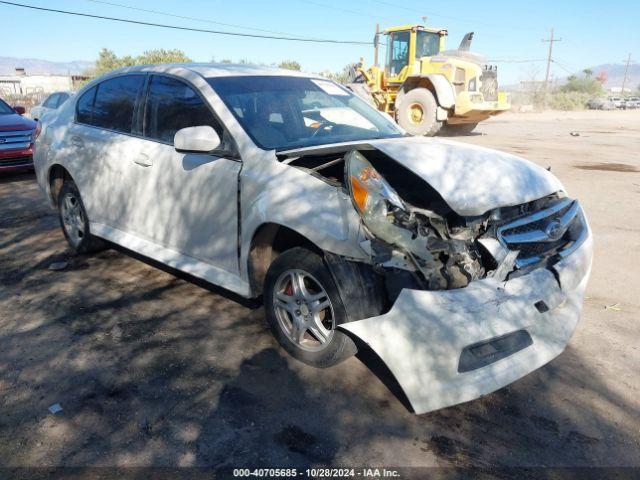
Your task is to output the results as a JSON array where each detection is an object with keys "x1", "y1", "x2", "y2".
[
  {"x1": 272, "y1": 269, "x2": 335, "y2": 352},
  {"x1": 61, "y1": 192, "x2": 85, "y2": 247}
]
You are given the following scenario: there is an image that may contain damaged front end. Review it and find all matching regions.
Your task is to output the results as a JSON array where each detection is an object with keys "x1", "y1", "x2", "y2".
[
  {"x1": 281, "y1": 145, "x2": 592, "y2": 414},
  {"x1": 344, "y1": 149, "x2": 486, "y2": 293}
]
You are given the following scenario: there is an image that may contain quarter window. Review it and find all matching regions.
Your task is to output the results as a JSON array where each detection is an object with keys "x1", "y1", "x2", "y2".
[
  {"x1": 144, "y1": 75, "x2": 221, "y2": 144},
  {"x1": 92, "y1": 75, "x2": 145, "y2": 134},
  {"x1": 76, "y1": 86, "x2": 97, "y2": 125}
]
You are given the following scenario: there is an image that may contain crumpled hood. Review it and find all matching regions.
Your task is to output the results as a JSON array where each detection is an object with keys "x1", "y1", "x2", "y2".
[{"x1": 370, "y1": 136, "x2": 563, "y2": 216}]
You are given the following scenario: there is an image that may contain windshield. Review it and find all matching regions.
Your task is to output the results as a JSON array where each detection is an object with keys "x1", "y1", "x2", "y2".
[
  {"x1": 207, "y1": 76, "x2": 404, "y2": 151},
  {"x1": 0, "y1": 99, "x2": 14, "y2": 115},
  {"x1": 416, "y1": 31, "x2": 441, "y2": 59}
]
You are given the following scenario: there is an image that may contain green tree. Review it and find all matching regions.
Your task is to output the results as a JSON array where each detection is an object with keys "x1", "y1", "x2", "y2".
[
  {"x1": 321, "y1": 64, "x2": 353, "y2": 84},
  {"x1": 87, "y1": 48, "x2": 192, "y2": 78},
  {"x1": 138, "y1": 49, "x2": 191, "y2": 65},
  {"x1": 559, "y1": 71, "x2": 603, "y2": 96},
  {"x1": 583, "y1": 68, "x2": 593, "y2": 77},
  {"x1": 278, "y1": 60, "x2": 302, "y2": 71}
]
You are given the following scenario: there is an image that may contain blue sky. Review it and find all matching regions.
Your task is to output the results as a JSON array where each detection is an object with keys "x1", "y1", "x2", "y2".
[{"x1": 1, "y1": 0, "x2": 638, "y2": 85}]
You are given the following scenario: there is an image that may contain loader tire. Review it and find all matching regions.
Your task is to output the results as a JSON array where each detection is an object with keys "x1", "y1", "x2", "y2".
[{"x1": 396, "y1": 88, "x2": 442, "y2": 136}]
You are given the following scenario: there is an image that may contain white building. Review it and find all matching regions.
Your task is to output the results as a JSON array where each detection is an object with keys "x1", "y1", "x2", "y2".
[{"x1": 0, "y1": 68, "x2": 88, "y2": 97}]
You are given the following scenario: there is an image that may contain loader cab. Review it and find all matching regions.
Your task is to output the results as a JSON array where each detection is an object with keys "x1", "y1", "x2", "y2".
[{"x1": 384, "y1": 25, "x2": 447, "y2": 83}]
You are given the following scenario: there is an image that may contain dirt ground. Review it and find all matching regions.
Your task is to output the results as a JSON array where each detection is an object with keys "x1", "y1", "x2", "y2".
[{"x1": 1, "y1": 110, "x2": 639, "y2": 475}]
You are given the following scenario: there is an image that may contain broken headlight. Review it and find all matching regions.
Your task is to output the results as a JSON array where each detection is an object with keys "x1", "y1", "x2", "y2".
[
  {"x1": 345, "y1": 150, "x2": 485, "y2": 290},
  {"x1": 345, "y1": 150, "x2": 422, "y2": 254}
]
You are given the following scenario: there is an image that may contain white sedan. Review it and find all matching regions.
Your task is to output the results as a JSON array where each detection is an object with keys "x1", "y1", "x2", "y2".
[
  {"x1": 29, "y1": 91, "x2": 73, "y2": 121},
  {"x1": 34, "y1": 64, "x2": 592, "y2": 414}
]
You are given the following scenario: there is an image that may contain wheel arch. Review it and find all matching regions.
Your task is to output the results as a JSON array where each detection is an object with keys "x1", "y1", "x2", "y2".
[
  {"x1": 48, "y1": 164, "x2": 75, "y2": 205},
  {"x1": 247, "y1": 222, "x2": 324, "y2": 296}
]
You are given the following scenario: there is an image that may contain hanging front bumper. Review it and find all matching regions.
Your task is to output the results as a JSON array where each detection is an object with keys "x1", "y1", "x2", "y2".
[{"x1": 339, "y1": 228, "x2": 593, "y2": 415}]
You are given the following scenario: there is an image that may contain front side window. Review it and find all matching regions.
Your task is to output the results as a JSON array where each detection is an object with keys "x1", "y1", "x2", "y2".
[
  {"x1": 415, "y1": 31, "x2": 440, "y2": 59},
  {"x1": 387, "y1": 31, "x2": 410, "y2": 76},
  {"x1": 207, "y1": 76, "x2": 403, "y2": 151},
  {"x1": 92, "y1": 75, "x2": 145, "y2": 133},
  {"x1": 144, "y1": 75, "x2": 221, "y2": 144}
]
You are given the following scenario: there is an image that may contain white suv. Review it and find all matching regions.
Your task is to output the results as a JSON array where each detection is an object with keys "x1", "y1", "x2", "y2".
[{"x1": 35, "y1": 64, "x2": 592, "y2": 414}]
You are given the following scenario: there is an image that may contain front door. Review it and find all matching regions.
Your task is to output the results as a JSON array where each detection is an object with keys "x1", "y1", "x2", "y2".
[{"x1": 131, "y1": 74, "x2": 241, "y2": 275}]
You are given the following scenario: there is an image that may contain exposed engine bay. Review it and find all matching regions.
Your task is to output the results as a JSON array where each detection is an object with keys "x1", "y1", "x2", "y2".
[{"x1": 279, "y1": 146, "x2": 584, "y2": 299}]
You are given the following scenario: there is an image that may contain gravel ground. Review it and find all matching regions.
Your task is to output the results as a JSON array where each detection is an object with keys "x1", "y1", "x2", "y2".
[{"x1": 1, "y1": 110, "x2": 639, "y2": 475}]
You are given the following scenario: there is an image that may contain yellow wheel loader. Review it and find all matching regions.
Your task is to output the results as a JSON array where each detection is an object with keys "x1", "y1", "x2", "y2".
[{"x1": 346, "y1": 25, "x2": 510, "y2": 136}]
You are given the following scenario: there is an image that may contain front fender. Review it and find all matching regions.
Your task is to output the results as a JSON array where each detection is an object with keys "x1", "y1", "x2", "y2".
[
  {"x1": 240, "y1": 159, "x2": 367, "y2": 279},
  {"x1": 400, "y1": 74, "x2": 456, "y2": 109},
  {"x1": 425, "y1": 74, "x2": 457, "y2": 109}
]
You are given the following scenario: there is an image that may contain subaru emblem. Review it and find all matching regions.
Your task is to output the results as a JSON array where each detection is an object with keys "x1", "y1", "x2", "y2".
[{"x1": 545, "y1": 219, "x2": 565, "y2": 241}]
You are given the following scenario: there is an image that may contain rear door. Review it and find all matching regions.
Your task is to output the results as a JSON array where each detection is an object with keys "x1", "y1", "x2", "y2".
[
  {"x1": 130, "y1": 74, "x2": 242, "y2": 274},
  {"x1": 68, "y1": 74, "x2": 147, "y2": 229}
]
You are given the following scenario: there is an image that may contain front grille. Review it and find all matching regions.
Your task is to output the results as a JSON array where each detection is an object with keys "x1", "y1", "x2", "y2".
[
  {"x1": 0, "y1": 129, "x2": 33, "y2": 152},
  {"x1": 497, "y1": 198, "x2": 587, "y2": 268},
  {"x1": 480, "y1": 69, "x2": 498, "y2": 101},
  {"x1": 0, "y1": 156, "x2": 33, "y2": 167}
]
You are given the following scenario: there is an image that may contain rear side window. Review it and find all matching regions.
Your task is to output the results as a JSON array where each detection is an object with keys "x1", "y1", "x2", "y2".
[
  {"x1": 43, "y1": 94, "x2": 59, "y2": 109},
  {"x1": 56, "y1": 93, "x2": 70, "y2": 107},
  {"x1": 144, "y1": 75, "x2": 221, "y2": 144},
  {"x1": 92, "y1": 75, "x2": 145, "y2": 134},
  {"x1": 76, "y1": 86, "x2": 97, "y2": 124}
]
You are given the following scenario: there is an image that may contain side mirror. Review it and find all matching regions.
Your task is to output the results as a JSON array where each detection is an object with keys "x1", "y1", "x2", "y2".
[
  {"x1": 174, "y1": 126, "x2": 221, "y2": 153},
  {"x1": 14, "y1": 106, "x2": 26, "y2": 115}
]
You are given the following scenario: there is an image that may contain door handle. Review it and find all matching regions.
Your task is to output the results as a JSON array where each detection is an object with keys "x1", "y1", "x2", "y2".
[
  {"x1": 133, "y1": 153, "x2": 153, "y2": 167},
  {"x1": 71, "y1": 136, "x2": 84, "y2": 148}
]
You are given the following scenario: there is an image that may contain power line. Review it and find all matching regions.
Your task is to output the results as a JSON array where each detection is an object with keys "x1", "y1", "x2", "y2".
[
  {"x1": 366, "y1": 0, "x2": 505, "y2": 29},
  {"x1": 551, "y1": 59, "x2": 573, "y2": 75},
  {"x1": 363, "y1": 0, "x2": 543, "y2": 31},
  {"x1": 0, "y1": 1, "x2": 372, "y2": 45},
  {"x1": 488, "y1": 58, "x2": 547, "y2": 64},
  {"x1": 299, "y1": 0, "x2": 397, "y2": 22},
  {"x1": 83, "y1": 0, "x2": 303, "y2": 38}
]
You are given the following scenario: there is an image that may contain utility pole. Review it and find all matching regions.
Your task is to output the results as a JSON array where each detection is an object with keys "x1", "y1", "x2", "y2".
[
  {"x1": 374, "y1": 23, "x2": 380, "y2": 67},
  {"x1": 621, "y1": 53, "x2": 632, "y2": 96},
  {"x1": 542, "y1": 28, "x2": 562, "y2": 101}
]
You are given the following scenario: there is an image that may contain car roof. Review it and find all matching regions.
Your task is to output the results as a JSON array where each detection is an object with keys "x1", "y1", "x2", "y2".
[{"x1": 112, "y1": 63, "x2": 322, "y2": 80}]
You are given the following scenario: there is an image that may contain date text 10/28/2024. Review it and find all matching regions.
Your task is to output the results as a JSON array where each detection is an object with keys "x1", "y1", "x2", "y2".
[{"x1": 233, "y1": 468, "x2": 401, "y2": 478}]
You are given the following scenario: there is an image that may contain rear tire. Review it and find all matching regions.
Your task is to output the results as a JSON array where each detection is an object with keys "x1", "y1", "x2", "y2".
[
  {"x1": 396, "y1": 88, "x2": 442, "y2": 136},
  {"x1": 264, "y1": 247, "x2": 357, "y2": 368},
  {"x1": 57, "y1": 181, "x2": 106, "y2": 254}
]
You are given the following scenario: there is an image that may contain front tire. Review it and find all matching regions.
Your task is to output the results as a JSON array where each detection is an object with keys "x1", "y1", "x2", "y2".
[
  {"x1": 264, "y1": 247, "x2": 357, "y2": 368},
  {"x1": 57, "y1": 181, "x2": 105, "y2": 254},
  {"x1": 396, "y1": 88, "x2": 442, "y2": 136}
]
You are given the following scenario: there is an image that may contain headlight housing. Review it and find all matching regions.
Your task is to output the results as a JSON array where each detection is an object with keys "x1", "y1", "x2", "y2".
[{"x1": 345, "y1": 150, "x2": 422, "y2": 252}]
